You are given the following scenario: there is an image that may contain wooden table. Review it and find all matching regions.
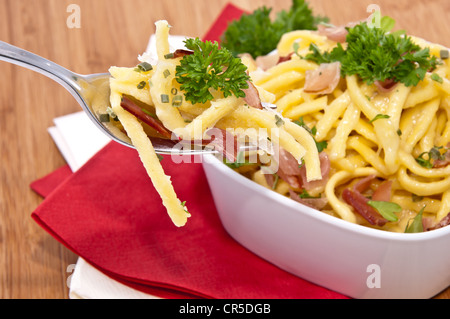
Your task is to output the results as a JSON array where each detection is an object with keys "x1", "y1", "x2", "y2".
[{"x1": 0, "y1": 0, "x2": 448, "y2": 299}]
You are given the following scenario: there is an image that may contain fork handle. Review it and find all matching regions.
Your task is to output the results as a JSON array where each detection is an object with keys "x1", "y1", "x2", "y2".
[{"x1": 0, "y1": 40, "x2": 81, "y2": 92}]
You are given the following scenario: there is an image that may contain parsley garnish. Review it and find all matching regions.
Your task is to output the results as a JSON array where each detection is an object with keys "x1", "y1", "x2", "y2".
[
  {"x1": 415, "y1": 146, "x2": 448, "y2": 168},
  {"x1": 405, "y1": 206, "x2": 425, "y2": 233},
  {"x1": 180, "y1": 200, "x2": 189, "y2": 214},
  {"x1": 175, "y1": 38, "x2": 250, "y2": 104},
  {"x1": 367, "y1": 200, "x2": 401, "y2": 222},
  {"x1": 304, "y1": 18, "x2": 440, "y2": 87},
  {"x1": 223, "y1": 151, "x2": 254, "y2": 169},
  {"x1": 299, "y1": 189, "x2": 320, "y2": 199},
  {"x1": 294, "y1": 116, "x2": 328, "y2": 152},
  {"x1": 431, "y1": 73, "x2": 443, "y2": 83},
  {"x1": 221, "y1": 0, "x2": 328, "y2": 58}
]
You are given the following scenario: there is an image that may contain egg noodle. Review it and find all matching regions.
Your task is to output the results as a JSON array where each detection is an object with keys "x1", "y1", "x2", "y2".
[
  {"x1": 245, "y1": 30, "x2": 450, "y2": 232},
  {"x1": 108, "y1": 20, "x2": 450, "y2": 232}
]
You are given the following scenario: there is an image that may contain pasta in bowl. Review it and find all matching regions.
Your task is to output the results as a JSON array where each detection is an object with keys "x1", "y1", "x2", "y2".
[
  {"x1": 104, "y1": 17, "x2": 450, "y2": 297},
  {"x1": 201, "y1": 20, "x2": 450, "y2": 298}
]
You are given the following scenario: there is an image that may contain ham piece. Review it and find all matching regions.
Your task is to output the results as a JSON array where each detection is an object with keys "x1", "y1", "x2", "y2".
[
  {"x1": 274, "y1": 148, "x2": 330, "y2": 191},
  {"x1": 299, "y1": 152, "x2": 331, "y2": 190},
  {"x1": 342, "y1": 188, "x2": 389, "y2": 226},
  {"x1": 242, "y1": 81, "x2": 263, "y2": 109},
  {"x1": 289, "y1": 189, "x2": 328, "y2": 210},
  {"x1": 317, "y1": 24, "x2": 348, "y2": 43},
  {"x1": 427, "y1": 212, "x2": 450, "y2": 231},
  {"x1": 304, "y1": 62, "x2": 341, "y2": 95}
]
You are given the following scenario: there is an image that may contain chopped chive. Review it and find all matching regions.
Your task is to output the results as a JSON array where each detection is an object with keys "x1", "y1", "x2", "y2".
[
  {"x1": 272, "y1": 174, "x2": 279, "y2": 190},
  {"x1": 134, "y1": 62, "x2": 153, "y2": 72},
  {"x1": 440, "y1": 49, "x2": 449, "y2": 60},
  {"x1": 163, "y1": 69, "x2": 171, "y2": 78},
  {"x1": 431, "y1": 73, "x2": 443, "y2": 84},
  {"x1": 369, "y1": 114, "x2": 390, "y2": 123},
  {"x1": 157, "y1": 154, "x2": 164, "y2": 162},
  {"x1": 106, "y1": 106, "x2": 117, "y2": 119},
  {"x1": 161, "y1": 94, "x2": 170, "y2": 103},
  {"x1": 397, "y1": 128, "x2": 402, "y2": 136},
  {"x1": 275, "y1": 114, "x2": 284, "y2": 127},
  {"x1": 172, "y1": 95, "x2": 183, "y2": 107},
  {"x1": 137, "y1": 81, "x2": 147, "y2": 89},
  {"x1": 171, "y1": 87, "x2": 178, "y2": 95},
  {"x1": 164, "y1": 53, "x2": 174, "y2": 59},
  {"x1": 99, "y1": 113, "x2": 110, "y2": 122}
]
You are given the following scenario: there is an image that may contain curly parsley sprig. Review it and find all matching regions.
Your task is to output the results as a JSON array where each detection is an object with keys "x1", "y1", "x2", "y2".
[
  {"x1": 175, "y1": 38, "x2": 250, "y2": 104},
  {"x1": 303, "y1": 18, "x2": 440, "y2": 87},
  {"x1": 221, "y1": 0, "x2": 328, "y2": 58}
]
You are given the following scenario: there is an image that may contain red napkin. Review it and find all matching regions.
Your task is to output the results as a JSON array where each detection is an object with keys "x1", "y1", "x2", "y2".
[
  {"x1": 202, "y1": 3, "x2": 246, "y2": 42},
  {"x1": 30, "y1": 3, "x2": 348, "y2": 299},
  {"x1": 32, "y1": 142, "x2": 347, "y2": 299}
]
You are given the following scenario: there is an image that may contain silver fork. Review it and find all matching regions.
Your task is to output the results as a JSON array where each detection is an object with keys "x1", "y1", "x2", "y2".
[{"x1": 0, "y1": 40, "x2": 222, "y2": 155}]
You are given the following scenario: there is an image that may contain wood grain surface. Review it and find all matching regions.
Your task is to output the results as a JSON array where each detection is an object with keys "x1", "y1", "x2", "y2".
[{"x1": 0, "y1": 0, "x2": 448, "y2": 299}]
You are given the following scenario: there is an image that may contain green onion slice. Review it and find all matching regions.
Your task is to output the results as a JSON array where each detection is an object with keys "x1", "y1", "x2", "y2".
[
  {"x1": 135, "y1": 62, "x2": 153, "y2": 72},
  {"x1": 161, "y1": 94, "x2": 170, "y2": 103}
]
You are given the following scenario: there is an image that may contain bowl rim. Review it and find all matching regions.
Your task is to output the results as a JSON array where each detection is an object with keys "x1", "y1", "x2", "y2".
[{"x1": 202, "y1": 153, "x2": 450, "y2": 242}]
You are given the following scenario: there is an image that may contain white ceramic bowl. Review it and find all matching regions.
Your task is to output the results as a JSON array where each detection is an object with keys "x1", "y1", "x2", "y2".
[{"x1": 201, "y1": 154, "x2": 450, "y2": 299}]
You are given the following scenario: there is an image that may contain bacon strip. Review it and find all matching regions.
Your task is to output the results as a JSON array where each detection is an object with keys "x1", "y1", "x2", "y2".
[
  {"x1": 342, "y1": 188, "x2": 388, "y2": 226},
  {"x1": 277, "y1": 52, "x2": 294, "y2": 64},
  {"x1": 172, "y1": 49, "x2": 194, "y2": 58},
  {"x1": 120, "y1": 96, "x2": 172, "y2": 138},
  {"x1": 374, "y1": 79, "x2": 398, "y2": 93}
]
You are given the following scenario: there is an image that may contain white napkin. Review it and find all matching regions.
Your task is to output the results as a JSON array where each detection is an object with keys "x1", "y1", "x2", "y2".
[
  {"x1": 48, "y1": 111, "x2": 158, "y2": 299},
  {"x1": 47, "y1": 34, "x2": 188, "y2": 299}
]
